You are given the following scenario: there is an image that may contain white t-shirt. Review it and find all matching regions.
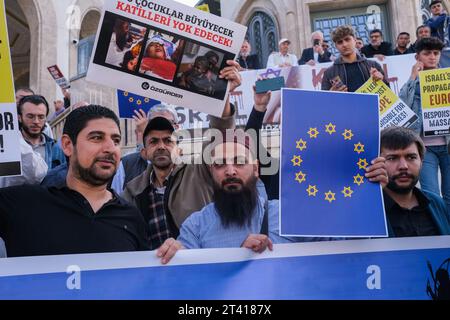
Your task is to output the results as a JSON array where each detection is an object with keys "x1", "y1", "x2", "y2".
[
  {"x1": 266, "y1": 52, "x2": 299, "y2": 68},
  {"x1": 105, "y1": 33, "x2": 127, "y2": 67}
]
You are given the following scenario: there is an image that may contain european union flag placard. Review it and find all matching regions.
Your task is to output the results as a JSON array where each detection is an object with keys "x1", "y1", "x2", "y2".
[
  {"x1": 280, "y1": 89, "x2": 387, "y2": 237},
  {"x1": 117, "y1": 90, "x2": 160, "y2": 119}
]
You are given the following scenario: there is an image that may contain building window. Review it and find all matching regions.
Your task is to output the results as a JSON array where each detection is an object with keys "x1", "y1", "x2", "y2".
[
  {"x1": 76, "y1": 10, "x2": 100, "y2": 77},
  {"x1": 421, "y1": 0, "x2": 432, "y2": 22},
  {"x1": 311, "y1": 5, "x2": 390, "y2": 55},
  {"x1": 77, "y1": 35, "x2": 95, "y2": 76},
  {"x1": 246, "y1": 11, "x2": 278, "y2": 69}
]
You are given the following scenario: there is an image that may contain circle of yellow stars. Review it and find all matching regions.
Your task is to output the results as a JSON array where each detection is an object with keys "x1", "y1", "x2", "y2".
[{"x1": 291, "y1": 123, "x2": 368, "y2": 203}]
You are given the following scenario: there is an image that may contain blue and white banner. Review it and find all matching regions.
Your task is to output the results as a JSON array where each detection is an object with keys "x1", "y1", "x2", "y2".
[{"x1": 0, "y1": 237, "x2": 449, "y2": 300}]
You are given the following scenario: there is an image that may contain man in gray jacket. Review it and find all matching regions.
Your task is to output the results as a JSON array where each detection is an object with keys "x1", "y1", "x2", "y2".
[{"x1": 321, "y1": 25, "x2": 386, "y2": 92}]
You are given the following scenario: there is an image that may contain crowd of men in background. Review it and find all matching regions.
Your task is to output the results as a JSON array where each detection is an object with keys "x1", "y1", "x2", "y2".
[
  {"x1": 0, "y1": 0, "x2": 449, "y2": 262},
  {"x1": 237, "y1": 0, "x2": 449, "y2": 70}
]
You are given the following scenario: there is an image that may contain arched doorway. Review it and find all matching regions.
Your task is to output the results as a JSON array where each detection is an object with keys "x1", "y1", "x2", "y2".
[
  {"x1": 6, "y1": 0, "x2": 57, "y2": 102},
  {"x1": 246, "y1": 11, "x2": 279, "y2": 69},
  {"x1": 77, "y1": 10, "x2": 100, "y2": 76},
  {"x1": 5, "y1": 0, "x2": 30, "y2": 88}
]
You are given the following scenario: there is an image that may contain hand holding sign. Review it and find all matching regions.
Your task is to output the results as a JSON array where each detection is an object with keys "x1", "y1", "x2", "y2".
[
  {"x1": 370, "y1": 67, "x2": 384, "y2": 82},
  {"x1": 219, "y1": 60, "x2": 242, "y2": 92}
]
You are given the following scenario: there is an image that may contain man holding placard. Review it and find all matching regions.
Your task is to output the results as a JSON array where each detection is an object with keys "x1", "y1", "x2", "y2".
[
  {"x1": 399, "y1": 37, "x2": 450, "y2": 211},
  {"x1": 321, "y1": 25, "x2": 386, "y2": 92}
]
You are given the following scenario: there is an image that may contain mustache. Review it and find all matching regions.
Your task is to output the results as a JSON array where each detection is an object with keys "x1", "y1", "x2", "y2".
[
  {"x1": 391, "y1": 172, "x2": 416, "y2": 180},
  {"x1": 94, "y1": 154, "x2": 117, "y2": 165},
  {"x1": 153, "y1": 150, "x2": 171, "y2": 158},
  {"x1": 222, "y1": 177, "x2": 244, "y2": 186}
]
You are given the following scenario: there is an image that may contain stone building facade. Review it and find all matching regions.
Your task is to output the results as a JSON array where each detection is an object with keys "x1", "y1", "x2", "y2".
[{"x1": 222, "y1": 0, "x2": 450, "y2": 67}]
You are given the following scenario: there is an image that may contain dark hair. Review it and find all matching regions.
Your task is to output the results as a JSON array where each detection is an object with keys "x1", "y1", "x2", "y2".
[
  {"x1": 331, "y1": 25, "x2": 355, "y2": 43},
  {"x1": 195, "y1": 56, "x2": 209, "y2": 68},
  {"x1": 430, "y1": 0, "x2": 443, "y2": 8},
  {"x1": 381, "y1": 127, "x2": 425, "y2": 160},
  {"x1": 356, "y1": 37, "x2": 364, "y2": 42},
  {"x1": 416, "y1": 24, "x2": 431, "y2": 37},
  {"x1": 17, "y1": 95, "x2": 50, "y2": 116},
  {"x1": 63, "y1": 105, "x2": 120, "y2": 145},
  {"x1": 205, "y1": 50, "x2": 219, "y2": 62},
  {"x1": 114, "y1": 19, "x2": 129, "y2": 31},
  {"x1": 16, "y1": 87, "x2": 35, "y2": 95},
  {"x1": 370, "y1": 29, "x2": 383, "y2": 37},
  {"x1": 415, "y1": 37, "x2": 445, "y2": 53},
  {"x1": 397, "y1": 32, "x2": 410, "y2": 39},
  {"x1": 122, "y1": 51, "x2": 135, "y2": 68}
]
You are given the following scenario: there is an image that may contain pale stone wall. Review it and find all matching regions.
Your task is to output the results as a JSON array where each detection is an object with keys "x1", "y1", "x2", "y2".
[{"x1": 17, "y1": 0, "x2": 58, "y2": 105}]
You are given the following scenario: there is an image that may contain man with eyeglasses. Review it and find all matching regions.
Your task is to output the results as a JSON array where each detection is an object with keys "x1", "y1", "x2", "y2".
[{"x1": 18, "y1": 95, "x2": 66, "y2": 169}]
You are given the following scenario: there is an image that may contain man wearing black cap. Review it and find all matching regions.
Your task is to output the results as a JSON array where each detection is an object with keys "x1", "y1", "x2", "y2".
[{"x1": 122, "y1": 117, "x2": 180, "y2": 250}]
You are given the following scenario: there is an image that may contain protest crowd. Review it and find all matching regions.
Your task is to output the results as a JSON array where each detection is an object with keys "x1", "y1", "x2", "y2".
[{"x1": 1, "y1": 0, "x2": 450, "y2": 277}]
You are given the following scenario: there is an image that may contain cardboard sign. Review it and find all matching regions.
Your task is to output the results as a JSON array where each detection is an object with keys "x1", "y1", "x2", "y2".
[
  {"x1": 87, "y1": 0, "x2": 247, "y2": 117},
  {"x1": 419, "y1": 68, "x2": 450, "y2": 137},
  {"x1": 280, "y1": 89, "x2": 387, "y2": 237},
  {"x1": 0, "y1": 0, "x2": 22, "y2": 177},
  {"x1": 47, "y1": 65, "x2": 70, "y2": 89},
  {"x1": 357, "y1": 79, "x2": 418, "y2": 129}
]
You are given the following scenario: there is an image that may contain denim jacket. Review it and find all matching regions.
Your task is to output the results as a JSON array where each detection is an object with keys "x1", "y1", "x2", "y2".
[{"x1": 42, "y1": 134, "x2": 66, "y2": 169}]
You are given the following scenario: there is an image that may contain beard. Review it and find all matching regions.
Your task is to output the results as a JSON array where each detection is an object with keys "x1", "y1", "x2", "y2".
[
  {"x1": 21, "y1": 123, "x2": 44, "y2": 139},
  {"x1": 386, "y1": 172, "x2": 419, "y2": 195},
  {"x1": 213, "y1": 175, "x2": 258, "y2": 228},
  {"x1": 240, "y1": 51, "x2": 250, "y2": 58},
  {"x1": 72, "y1": 151, "x2": 117, "y2": 187}
]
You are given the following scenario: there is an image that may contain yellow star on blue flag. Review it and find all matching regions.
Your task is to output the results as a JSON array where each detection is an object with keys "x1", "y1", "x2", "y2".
[{"x1": 117, "y1": 90, "x2": 161, "y2": 119}]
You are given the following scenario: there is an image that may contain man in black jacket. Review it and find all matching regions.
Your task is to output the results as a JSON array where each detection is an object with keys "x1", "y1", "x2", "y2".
[
  {"x1": 361, "y1": 29, "x2": 393, "y2": 60},
  {"x1": 322, "y1": 25, "x2": 386, "y2": 92},
  {"x1": 237, "y1": 39, "x2": 261, "y2": 70},
  {"x1": 299, "y1": 31, "x2": 332, "y2": 66}
]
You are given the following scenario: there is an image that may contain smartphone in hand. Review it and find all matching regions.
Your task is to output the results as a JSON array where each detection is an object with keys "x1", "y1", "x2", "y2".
[{"x1": 330, "y1": 75, "x2": 345, "y2": 89}]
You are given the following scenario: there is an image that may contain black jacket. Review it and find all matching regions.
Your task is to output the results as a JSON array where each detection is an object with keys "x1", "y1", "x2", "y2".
[
  {"x1": 245, "y1": 108, "x2": 279, "y2": 200},
  {"x1": 238, "y1": 54, "x2": 261, "y2": 70},
  {"x1": 361, "y1": 42, "x2": 393, "y2": 58},
  {"x1": 298, "y1": 47, "x2": 332, "y2": 65},
  {"x1": 321, "y1": 53, "x2": 388, "y2": 91}
]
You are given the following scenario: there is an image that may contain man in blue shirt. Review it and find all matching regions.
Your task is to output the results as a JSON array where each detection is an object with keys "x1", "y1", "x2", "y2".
[
  {"x1": 425, "y1": 0, "x2": 449, "y2": 46},
  {"x1": 156, "y1": 135, "x2": 388, "y2": 264}
]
